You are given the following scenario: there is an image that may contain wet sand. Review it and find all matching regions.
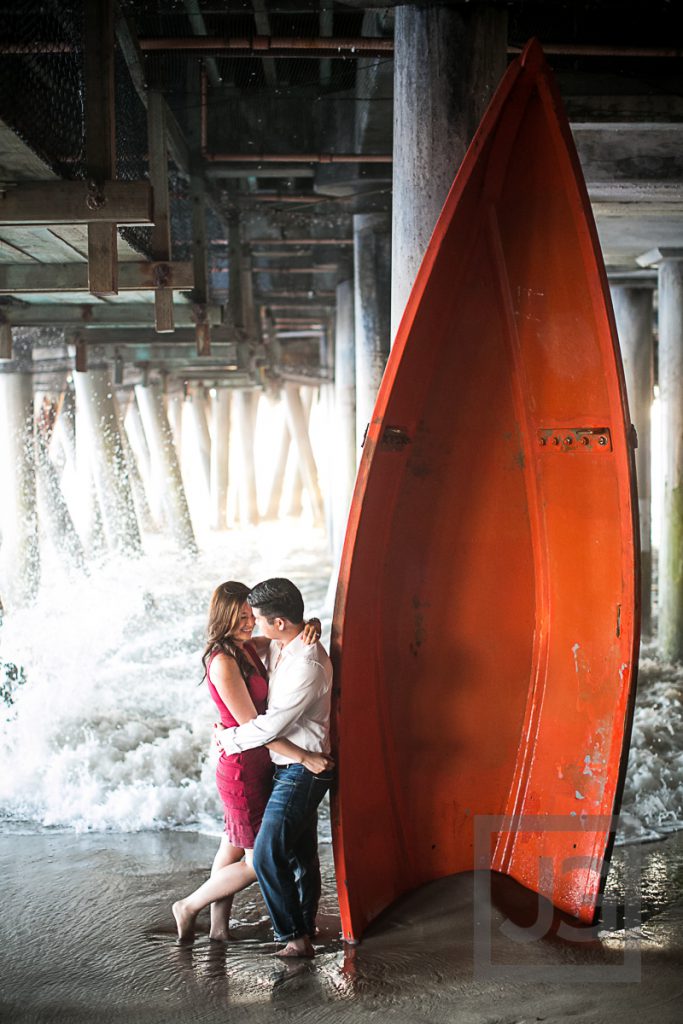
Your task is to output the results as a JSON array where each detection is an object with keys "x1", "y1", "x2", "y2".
[{"x1": 1, "y1": 830, "x2": 682, "y2": 1024}]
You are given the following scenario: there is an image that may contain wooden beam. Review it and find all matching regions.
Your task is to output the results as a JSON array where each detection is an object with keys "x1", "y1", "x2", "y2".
[
  {"x1": 0, "y1": 320, "x2": 12, "y2": 359},
  {"x1": 0, "y1": 261, "x2": 194, "y2": 294},
  {"x1": 85, "y1": 0, "x2": 118, "y2": 295},
  {"x1": 59, "y1": 328, "x2": 234, "y2": 347},
  {"x1": 4, "y1": 304, "x2": 223, "y2": 328},
  {"x1": 147, "y1": 90, "x2": 174, "y2": 332},
  {"x1": 0, "y1": 181, "x2": 153, "y2": 226}
]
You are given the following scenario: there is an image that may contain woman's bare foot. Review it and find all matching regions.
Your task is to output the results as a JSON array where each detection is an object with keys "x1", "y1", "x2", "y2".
[
  {"x1": 275, "y1": 935, "x2": 315, "y2": 958},
  {"x1": 209, "y1": 926, "x2": 231, "y2": 942},
  {"x1": 172, "y1": 899, "x2": 197, "y2": 943}
]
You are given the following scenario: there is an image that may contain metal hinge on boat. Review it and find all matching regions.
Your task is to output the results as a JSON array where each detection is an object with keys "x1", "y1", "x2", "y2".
[
  {"x1": 536, "y1": 427, "x2": 612, "y2": 452},
  {"x1": 380, "y1": 425, "x2": 411, "y2": 450}
]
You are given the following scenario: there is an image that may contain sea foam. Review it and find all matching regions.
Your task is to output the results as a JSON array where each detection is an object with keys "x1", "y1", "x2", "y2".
[{"x1": 0, "y1": 524, "x2": 331, "y2": 834}]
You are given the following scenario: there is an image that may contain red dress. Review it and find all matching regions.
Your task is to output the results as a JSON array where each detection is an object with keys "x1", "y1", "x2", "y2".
[{"x1": 207, "y1": 643, "x2": 273, "y2": 848}]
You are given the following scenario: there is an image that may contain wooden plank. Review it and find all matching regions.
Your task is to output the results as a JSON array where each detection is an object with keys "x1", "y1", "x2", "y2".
[
  {"x1": 3, "y1": 302, "x2": 223, "y2": 327},
  {"x1": 0, "y1": 227, "x2": 87, "y2": 263},
  {"x1": 0, "y1": 321, "x2": 12, "y2": 359},
  {"x1": 0, "y1": 237, "x2": 37, "y2": 263},
  {"x1": 85, "y1": 0, "x2": 118, "y2": 295},
  {"x1": 0, "y1": 181, "x2": 153, "y2": 226},
  {"x1": 0, "y1": 260, "x2": 194, "y2": 293}
]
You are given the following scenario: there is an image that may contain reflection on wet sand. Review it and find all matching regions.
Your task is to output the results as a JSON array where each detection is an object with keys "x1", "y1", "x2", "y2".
[{"x1": 1, "y1": 829, "x2": 683, "y2": 1024}]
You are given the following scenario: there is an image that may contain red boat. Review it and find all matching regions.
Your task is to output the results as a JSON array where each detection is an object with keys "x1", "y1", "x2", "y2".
[{"x1": 331, "y1": 39, "x2": 639, "y2": 943}]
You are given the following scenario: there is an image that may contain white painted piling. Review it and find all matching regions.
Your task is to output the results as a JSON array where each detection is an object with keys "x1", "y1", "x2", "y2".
[
  {"x1": 135, "y1": 382, "x2": 198, "y2": 554},
  {"x1": 210, "y1": 387, "x2": 231, "y2": 530},
  {"x1": 0, "y1": 347, "x2": 40, "y2": 607},
  {"x1": 74, "y1": 365, "x2": 142, "y2": 556}
]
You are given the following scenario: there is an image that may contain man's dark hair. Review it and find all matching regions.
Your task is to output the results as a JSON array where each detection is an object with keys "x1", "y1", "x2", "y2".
[{"x1": 247, "y1": 578, "x2": 304, "y2": 624}]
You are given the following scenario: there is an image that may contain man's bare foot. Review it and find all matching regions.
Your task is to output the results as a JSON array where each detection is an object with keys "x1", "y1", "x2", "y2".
[
  {"x1": 275, "y1": 935, "x2": 315, "y2": 958},
  {"x1": 209, "y1": 927, "x2": 231, "y2": 942},
  {"x1": 172, "y1": 899, "x2": 197, "y2": 943}
]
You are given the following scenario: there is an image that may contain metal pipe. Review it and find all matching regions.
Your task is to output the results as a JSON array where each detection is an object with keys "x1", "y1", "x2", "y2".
[
  {"x1": 508, "y1": 42, "x2": 683, "y2": 58},
  {"x1": 205, "y1": 152, "x2": 392, "y2": 163},
  {"x1": 244, "y1": 238, "x2": 353, "y2": 246},
  {"x1": 252, "y1": 265, "x2": 338, "y2": 274},
  {"x1": 138, "y1": 35, "x2": 394, "y2": 56}
]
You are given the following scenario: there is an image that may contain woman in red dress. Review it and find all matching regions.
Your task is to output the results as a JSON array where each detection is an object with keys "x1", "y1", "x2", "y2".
[{"x1": 172, "y1": 581, "x2": 328, "y2": 942}]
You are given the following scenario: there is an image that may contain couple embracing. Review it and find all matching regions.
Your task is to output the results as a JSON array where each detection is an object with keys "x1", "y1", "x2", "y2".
[{"x1": 173, "y1": 577, "x2": 334, "y2": 958}]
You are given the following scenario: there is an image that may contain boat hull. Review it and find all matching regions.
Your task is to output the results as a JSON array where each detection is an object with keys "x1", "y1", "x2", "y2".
[{"x1": 331, "y1": 40, "x2": 639, "y2": 943}]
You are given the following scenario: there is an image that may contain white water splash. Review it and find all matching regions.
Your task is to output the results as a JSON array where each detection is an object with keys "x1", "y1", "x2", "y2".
[
  {"x1": 0, "y1": 524, "x2": 331, "y2": 834},
  {"x1": 618, "y1": 641, "x2": 683, "y2": 843},
  {"x1": 1, "y1": 529, "x2": 681, "y2": 845}
]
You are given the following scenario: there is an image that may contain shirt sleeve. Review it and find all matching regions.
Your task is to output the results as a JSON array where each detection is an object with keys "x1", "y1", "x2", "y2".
[{"x1": 220, "y1": 663, "x2": 326, "y2": 754}]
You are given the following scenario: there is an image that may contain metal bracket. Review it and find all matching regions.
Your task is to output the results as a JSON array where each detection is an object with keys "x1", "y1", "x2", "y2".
[{"x1": 537, "y1": 427, "x2": 612, "y2": 452}]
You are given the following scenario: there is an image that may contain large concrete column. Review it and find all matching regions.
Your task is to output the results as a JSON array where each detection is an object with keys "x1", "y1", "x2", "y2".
[
  {"x1": 391, "y1": 4, "x2": 507, "y2": 338},
  {"x1": 284, "y1": 383, "x2": 325, "y2": 526},
  {"x1": 611, "y1": 282, "x2": 654, "y2": 635},
  {"x1": 74, "y1": 361, "x2": 142, "y2": 556},
  {"x1": 286, "y1": 387, "x2": 314, "y2": 517},
  {"x1": 234, "y1": 389, "x2": 259, "y2": 525},
  {"x1": 35, "y1": 418, "x2": 86, "y2": 572},
  {"x1": 648, "y1": 252, "x2": 683, "y2": 659},
  {"x1": 354, "y1": 213, "x2": 391, "y2": 450},
  {"x1": 265, "y1": 406, "x2": 290, "y2": 520},
  {"x1": 166, "y1": 392, "x2": 184, "y2": 454},
  {"x1": 189, "y1": 385, "x2": 212, "y2": 494},
  {"x1": 210, "y1": 387, "x2": 231, "y2": 530},
  {"x1": 0, "y1": 339, "x2": 40, "y2": 607},
  {"x1": 75, "y1": 387, "x2": 107, "y2": 557},
  {"x1": 135, "y1": 383, "x2": 198, "y2": 554},
  {"x1": 333, "y1": 278, "x2": 357, "y2": 553},
  {"x1": 123, "y1": 395, "x2": 161, "y2": 528}
]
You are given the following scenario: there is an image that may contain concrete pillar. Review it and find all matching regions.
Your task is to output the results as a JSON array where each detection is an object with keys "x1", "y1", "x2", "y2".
[
  {"x1": 210, "y1": 387, "x2": 231, "y2": 530},
  {"x1": 652, "y1": 255, "x2": 683, "y2": 659},
  {"x1": 75, "y1": 389, "x2": 107, "y2": 557},
  {"x1": 189, "y1": 385, "x2": 212, "y2": 494},
  {"x1": 611, "y1": 283, "x2": 654, "y2": 635},
  {"x1": 333, "y1": 279, "x2": 357, "y2": 553},
  {"x1": 166, "y1": 392, "x2": 184, "y2": 454},
  {"x1": 235, "y1": 389, "x2": 259, "y2": 525},
  {"x1": 0, "y1": 339, "x2": 40, "y2": 607},
  {"x1": 265, "y1": 408, "x2": 290, "y2": 520},
  {"x1": 123, "y1": 395, "x2": 161, "y2": 528},
  {"x1": 51, "y1": 387, "x2": 76, "y2": 473},
  {"x1": 116, "y1": 398, "x2": 157, "y2": 535},
  {"x1": 36, "y1": 426, "x2": 86, "y2": 571},
  {"x1": 286, "y1": 387, "x2": 314, "y2": 517},
  {"x1": 135, "y1": 383, "x2": 198, "y2": 554},
  {"x1": 284, "y1": 383, "x2": 325, "y2": 526},
  {"x1": 74, "y1": 362, "x2": 142, "y2": 556},
  {"x1": 354, "y1": 213, "x2": 391, "y2": 450},
  {"x1": 391, "y1": 3, "x2": 507, "y2": 338}
]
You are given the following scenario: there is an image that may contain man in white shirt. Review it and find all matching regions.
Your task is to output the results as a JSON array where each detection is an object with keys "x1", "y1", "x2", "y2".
[{"x1": 215, "y1": 578, "x2": 334, "y2": 958}]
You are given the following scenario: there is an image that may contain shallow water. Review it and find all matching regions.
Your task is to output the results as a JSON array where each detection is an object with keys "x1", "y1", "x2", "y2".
[{"x1": 1, "y1": 830, "x2": 682, "y2": 1024}]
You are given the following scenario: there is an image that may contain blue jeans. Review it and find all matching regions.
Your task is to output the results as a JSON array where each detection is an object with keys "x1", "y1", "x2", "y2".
[{"x1": 253, "y1": 763, "x2": 333, "y2": 942}]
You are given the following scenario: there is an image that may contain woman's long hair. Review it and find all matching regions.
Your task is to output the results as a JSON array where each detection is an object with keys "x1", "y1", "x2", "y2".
[{"x1": 201, "y1": 581, "x2": 255, "y2": 683}]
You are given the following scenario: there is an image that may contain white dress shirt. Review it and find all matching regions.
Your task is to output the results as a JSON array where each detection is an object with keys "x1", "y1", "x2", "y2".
[{"x1": 220, "y1": 632, "x2": 333, "y2": 765}]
